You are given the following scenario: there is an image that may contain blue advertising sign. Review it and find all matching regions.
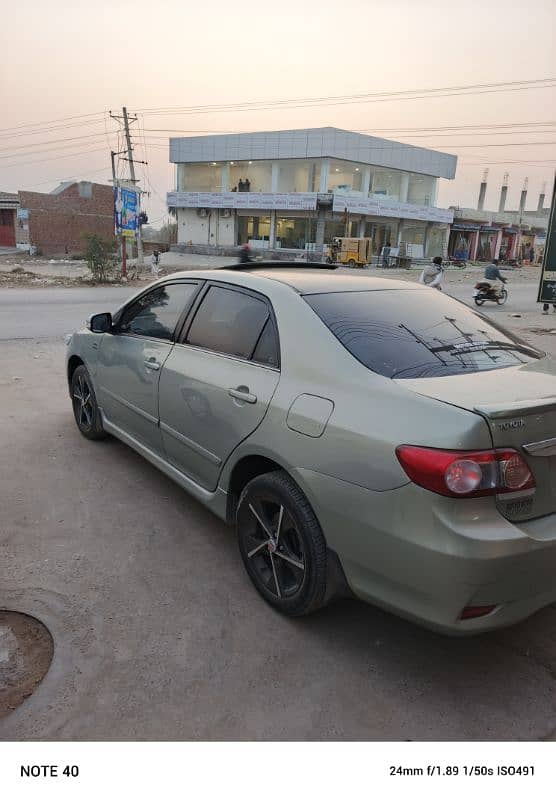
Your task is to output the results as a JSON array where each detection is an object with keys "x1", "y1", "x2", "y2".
[{"x1": 114, "y1": 187, "x2": 139, "y2": 238}]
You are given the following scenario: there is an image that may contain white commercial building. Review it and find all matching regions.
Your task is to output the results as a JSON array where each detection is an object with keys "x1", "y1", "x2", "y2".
[{"x1": 167, "y1": 127, "x2": 457, "y2": 258}]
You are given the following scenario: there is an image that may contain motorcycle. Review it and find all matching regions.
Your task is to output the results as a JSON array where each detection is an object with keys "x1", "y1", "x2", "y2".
[{"x1": 473, "y1": 281, "x2": 508, "y2": 306}]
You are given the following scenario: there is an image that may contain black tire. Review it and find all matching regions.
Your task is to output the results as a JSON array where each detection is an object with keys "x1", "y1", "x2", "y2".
[
  {"x1": 474, "y1": 297, "x2": 485, "y2": 306},
  {"x1": 236, "y1": 470, "x2": 327, "y2": 616},
  {"x1": 347, "y1": 258, "x2": 356, "y2": 268},
  {"x1": 497, "y1": 289, "x2": 508, "y2": 305},
  {"x1": 71, "y1": 365, "x2": 106, "y2": 440}
]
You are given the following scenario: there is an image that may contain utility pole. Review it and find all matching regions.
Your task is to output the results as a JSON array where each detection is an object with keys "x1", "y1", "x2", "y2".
[
  {"x1": 111, "y1": 150, "x2": 126, "y2": 278},
  {"x1": 122, "y1": 107, "x2": 144, "y2": 269},
  {"x1": 110, "y1": 107, "x2": 147, "y2": 270}
]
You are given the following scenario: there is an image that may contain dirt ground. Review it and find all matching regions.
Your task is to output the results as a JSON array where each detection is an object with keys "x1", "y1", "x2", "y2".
[
  {"x1": 0, "y1": 250, "x2": 544, "y2": 289},
  {"x1": 0, "y1": 611, "x2": 53, "y2": 720}
]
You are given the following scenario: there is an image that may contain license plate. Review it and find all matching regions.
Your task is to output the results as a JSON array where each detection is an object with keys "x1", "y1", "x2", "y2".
[{"x1": 472, "y1": 290, "x2": 479, "y2": 297}]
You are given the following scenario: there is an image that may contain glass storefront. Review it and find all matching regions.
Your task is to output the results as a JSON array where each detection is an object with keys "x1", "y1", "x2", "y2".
[
  {"x1": 229, "y1": 161, "x2": 273, "y2": 192},
  {"x1": 425, "y1": 226, "x2": 446, "y2": 258},
  {"x1": 176, "y1": 159, "x2": 440, "y2": 209},
  {"x1": 408, "y1": 174, "x2": 436, "y2": 206},
  {"x1": 237, "y1": 216, "x2": 272, "y2": 246},
  {"x1": 371, "y1": 169, "x2": 402, "y2": 200},
  {"x1": 328, "y1": 160, "x2": 364, "y2": 193},
  {"x1": 177, "y1": 163, "x2": 222, "y2": 192},
  {"x1": 276, "y1": 217, "x2": 317, "y2": 249},
  {"x1": 237, "y1": 215, "x2": 317, "y2": 248},
  {"x1": 278, "y1": 160, "x2": 321, "y2": 193}
]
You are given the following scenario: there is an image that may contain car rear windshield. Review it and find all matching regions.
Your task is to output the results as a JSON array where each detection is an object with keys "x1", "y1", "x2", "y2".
[{"x1": 305, "y1": 289, "x2": 543, "y2": 379}]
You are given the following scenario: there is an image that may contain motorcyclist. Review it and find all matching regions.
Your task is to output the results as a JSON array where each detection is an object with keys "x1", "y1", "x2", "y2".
[
  {"x1": 484, "y1": 258, "x2": 507, "y2": 284},
  {"x1": 419, "y1": 256, "x2": 444, "y2": 290},
  {"x1": 238, "y1": 242, "x2": 253, "y2": 264}
]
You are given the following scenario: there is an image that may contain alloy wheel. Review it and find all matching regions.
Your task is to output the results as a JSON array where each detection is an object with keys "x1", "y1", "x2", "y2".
[
  {"x1": 241, "y1": 495, "x2": 306, "y2": 600},
  {"x1": 73, "y1": 373, "x2": 94, "y2": 431}
]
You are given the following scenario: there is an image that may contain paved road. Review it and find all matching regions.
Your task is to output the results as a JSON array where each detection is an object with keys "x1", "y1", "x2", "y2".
[
  {"x1": 0, "y1": 279, "x2": 547, "y2": 341},
  {"x1": 0, "y1": 287, "x2": 133, "y2": 340}
]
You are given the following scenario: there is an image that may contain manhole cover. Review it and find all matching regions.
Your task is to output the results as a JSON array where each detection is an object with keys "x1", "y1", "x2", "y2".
[{"x1": 0, "y1": 611, "x2": 53, "y2": 719}]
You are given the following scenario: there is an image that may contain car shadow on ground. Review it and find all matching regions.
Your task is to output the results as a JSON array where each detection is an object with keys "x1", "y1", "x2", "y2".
[{"x1": 104, "y1": 433, "x2": 556, "y2": 740}]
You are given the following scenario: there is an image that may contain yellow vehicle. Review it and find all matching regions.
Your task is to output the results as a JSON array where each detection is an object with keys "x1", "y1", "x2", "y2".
[{"x1": 328, "y1": 237, "x2": 372, "y2": 267}]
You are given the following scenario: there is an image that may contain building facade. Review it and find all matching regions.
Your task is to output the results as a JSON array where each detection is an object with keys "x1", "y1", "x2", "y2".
[
  {"x1": 167, "y1": 127, "x2": 457, "y2": 259},
  {"x1": 0, "y1": 192, "x2": 18, "y2": 248},
  {"x1": 17, "y1": 181, "x2": 114, "y2": 256},
  {"x1": 448, "y1": 207, "x2": 548, "y2": 263}
]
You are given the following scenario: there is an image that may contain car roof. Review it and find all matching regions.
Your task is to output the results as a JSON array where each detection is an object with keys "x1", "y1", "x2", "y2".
[{"x1": 162, "y1": 265, "x2": 424, "y2": 296}]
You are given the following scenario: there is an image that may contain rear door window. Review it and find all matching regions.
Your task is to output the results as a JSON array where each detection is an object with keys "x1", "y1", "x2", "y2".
[
  {"x1": 252, "y1": 318, "x2": 279, "y2": 368},
  {"x1": 185, "y1": 285, "x2": 270, "y2": 359},
  {"x1": 305, "y1": 289, "x2": 542, "y2": 379}
]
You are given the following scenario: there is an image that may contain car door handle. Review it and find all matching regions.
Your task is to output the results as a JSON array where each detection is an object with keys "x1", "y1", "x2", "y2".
[
  {"x1": 228, "y1": 387, "x2": 257, "y2": 404},
  {"x1": 144, "y1": 359, "x2": 161, "y2": 371}
]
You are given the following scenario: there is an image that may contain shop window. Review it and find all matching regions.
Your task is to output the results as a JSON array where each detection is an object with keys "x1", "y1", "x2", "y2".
[
  {"x1": 371, "y1": 169, "x2": 401, "y2": 200},
  {"x1": 408, "y1": 174, "x2": 436, "y2": 206},
  {"x1": 229, "y1": 161, "x2": 272, "y2": 192},
  {"x1": 328, "y1": 160, "x2": 364, "y2": 193},
  {"x1": 237, "y1": 216, "x2": 271, "y2": 246},
  {"x1": 276, "y1": 217, "x2": 317, "y2": 249},
  {"x1": 277, "y1": 160, "x2": 321, "y2": 193},
  {"x1": 178, "y1": 163, "x2": 222, "y2": 192}
]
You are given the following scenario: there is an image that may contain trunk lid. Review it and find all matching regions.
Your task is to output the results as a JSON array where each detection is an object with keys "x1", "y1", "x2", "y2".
[{"x1": 397, "y1": 358, "x2": 556, "y2": 521}]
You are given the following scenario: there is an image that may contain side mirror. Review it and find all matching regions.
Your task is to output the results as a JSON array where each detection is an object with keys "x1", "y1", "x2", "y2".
[{"x1": 87, "y1": 312, "x2": 112, "y2": 333}]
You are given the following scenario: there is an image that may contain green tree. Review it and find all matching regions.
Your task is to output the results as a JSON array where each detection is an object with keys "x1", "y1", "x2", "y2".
[{"x1": 83, "y1": 234, "x2": 118, "y2": 282}]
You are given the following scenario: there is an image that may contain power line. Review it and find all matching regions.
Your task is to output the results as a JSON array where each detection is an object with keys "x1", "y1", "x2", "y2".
[
  {"x1": 0, "y1": 111, "x2": 107, "y2": 136},
  {"x1": 135, "y1": 77, "x2": 556, "y2": 116},
  {"x1": 0, "y1": 147, "x2": 108, "y2": 169},
  {"x1": 2, "y1": 77, "x2": 553, "y2": 142},
  {"x1": 0, "y1": 118, "x2": 107, "y2": 142},
  {"x1": 142, "y1": 120, "x2": 556, "y2": 136},
  {"x1": 0, "y1": 131, "x2": 112, "y2": 154}
]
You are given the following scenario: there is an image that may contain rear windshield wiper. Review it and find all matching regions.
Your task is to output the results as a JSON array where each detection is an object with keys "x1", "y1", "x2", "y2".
[{"x1": 439, "y1": 340, "x2": 540, "y2": 358}]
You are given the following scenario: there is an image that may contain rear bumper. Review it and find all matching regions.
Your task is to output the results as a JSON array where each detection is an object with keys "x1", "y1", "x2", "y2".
[{"x1": 293, "y1": 468, "x2": 556, "y2": 634}]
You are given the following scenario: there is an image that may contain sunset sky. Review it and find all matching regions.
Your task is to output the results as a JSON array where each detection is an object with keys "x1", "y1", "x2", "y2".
[{"x1": 1, "y1": 0, "x2": 555, "y2": 226}]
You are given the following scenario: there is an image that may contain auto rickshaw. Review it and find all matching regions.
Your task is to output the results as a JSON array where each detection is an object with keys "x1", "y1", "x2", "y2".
[{"x1": 327, "y1": 237, "x2": 372, "y2": 267}]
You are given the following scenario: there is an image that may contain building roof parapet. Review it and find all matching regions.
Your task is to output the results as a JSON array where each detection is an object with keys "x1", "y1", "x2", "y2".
[{"x1": 169, "y1": 126, "x2": 456, "y2": 180}]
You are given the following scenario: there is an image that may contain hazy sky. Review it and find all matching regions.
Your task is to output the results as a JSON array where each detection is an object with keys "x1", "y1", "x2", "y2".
[{"x1": 1, "y1": 0, "x2": 555, "y2": 225}]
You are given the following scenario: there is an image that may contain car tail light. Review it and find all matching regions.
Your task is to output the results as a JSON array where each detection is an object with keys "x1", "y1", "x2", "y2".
[
  {"x1": 459, "y1": 604, "x2": 498, "y2": 620},
  {"x1": 396, "y1": 445, "x2": 535, "y2": 498}
]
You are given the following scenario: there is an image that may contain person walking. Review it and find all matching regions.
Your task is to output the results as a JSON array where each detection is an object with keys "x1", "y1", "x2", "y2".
[
  {"x1": 419, "y1": 255, "x2": 444, "y2": 289},
  {"x1": 151, "y1": 251, "x2": 160, "y2": 276},
  {"x1": 381, "y1": 241, "x2": 392, "y2": 268}
]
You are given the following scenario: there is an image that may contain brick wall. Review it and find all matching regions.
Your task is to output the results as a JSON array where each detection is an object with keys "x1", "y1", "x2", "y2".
[{"x1": 19, "y1": 182, "x2": 114, "y2": 256}]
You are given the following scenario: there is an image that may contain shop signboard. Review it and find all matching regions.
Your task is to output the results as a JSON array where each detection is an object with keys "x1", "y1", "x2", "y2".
[
  {"x1": 167, "y1": 191, "x2": 318, "y2": 211},
  {"x1": 114, "y1": 187, "x2": 139, "y2": 238},
  {"x1": 537, "y1": 178, "x2": 556, "y2": 303},
  {"x1": 167, "y1": 190, "x2": 454, "y2": 222},
  {"x1": 332, "y1": 194, "x2": 453, "y2": 223}
]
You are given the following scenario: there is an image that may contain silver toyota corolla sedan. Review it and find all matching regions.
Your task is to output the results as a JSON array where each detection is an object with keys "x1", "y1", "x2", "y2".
[{"x1": 66, "y1": 265, "x2": 556, "y2": 634}]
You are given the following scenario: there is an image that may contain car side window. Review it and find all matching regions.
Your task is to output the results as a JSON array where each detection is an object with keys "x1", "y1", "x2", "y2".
[
  {"x1": 185, "y1": 285, "x2": 270, "y2": 359},
  {"x1": 119, "y1": 283, "x2": 198, "y2": 341},
  {"x1": 252, "y1": 319, "x2": 279, "y2": 368}
]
